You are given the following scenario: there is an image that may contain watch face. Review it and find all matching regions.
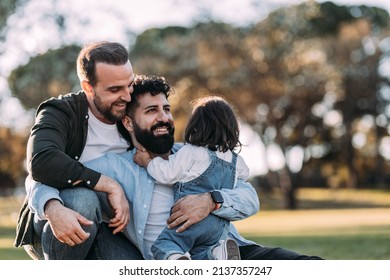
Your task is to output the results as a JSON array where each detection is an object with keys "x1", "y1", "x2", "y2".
[{"x1": 211, "y1": 191, "x2": 224, "y2": 204}]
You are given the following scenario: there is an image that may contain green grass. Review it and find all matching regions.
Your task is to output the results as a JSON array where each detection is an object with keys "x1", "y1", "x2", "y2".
[
  {"x1": 1, "y1": 188, "x2": 390, "y2": 260},
  {"x1": 246, "y1": 227, "x2": 390, "y2": 260},
  {"x1": 0, "y1": 225, "x2": 30, "y2": 260},
  {"x1": 0, "y1": 195, "x2": 30, "y2": 260}
]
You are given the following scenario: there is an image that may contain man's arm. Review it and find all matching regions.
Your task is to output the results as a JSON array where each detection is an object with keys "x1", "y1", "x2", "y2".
[
  {"x1": 28, "y1": 100, "x2": 100, "y2": 189},
  {"x1": 26, "y1": 176, "x2": 62, "y2": 220},
  {"x1": 212, "y1": 179, "x2": 260, "y2": 220},
  {"x1": 168, "y1": 179, "x2": 260, "y2": 232}
]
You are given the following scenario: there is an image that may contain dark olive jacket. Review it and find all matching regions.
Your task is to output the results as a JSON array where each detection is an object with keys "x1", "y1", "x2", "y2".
[{"x1": 14, "y1": 91, "x2": 101, "y2": 247}]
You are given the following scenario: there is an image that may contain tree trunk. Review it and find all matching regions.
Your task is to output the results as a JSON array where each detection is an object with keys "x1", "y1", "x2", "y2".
[{"x1": 278, "y1": 167, "x2": 297, "y2": 210}]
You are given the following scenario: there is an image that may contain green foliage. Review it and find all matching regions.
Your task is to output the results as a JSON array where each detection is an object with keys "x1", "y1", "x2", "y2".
[
  {"x1": 0, "y1": 127, "x2": 27, "y2": 193},
  {"x1": 133, "y1": 26, "x2": 190, "y2": 55},
  {"x1": 0, "y1": 0, "x2": 25, "y2": 29},
  {"x1": 0, "y1": 0, "x2": 30, "y2": 45},
  {"x1": 8, "y1": 44, "x2": 80, "y2": 109}
]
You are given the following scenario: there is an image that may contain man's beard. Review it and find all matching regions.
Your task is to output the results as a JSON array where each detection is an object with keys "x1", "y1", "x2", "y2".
[
  {"x1": 93, "y1": 92, "x2": 126, "y2": 123},
  {"x1": 133, "y1": 121, "x2": 174, "y2": 154}
]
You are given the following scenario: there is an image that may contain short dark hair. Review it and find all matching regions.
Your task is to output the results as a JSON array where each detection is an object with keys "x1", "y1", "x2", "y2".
[
  {"x1": 76, "y1": 41, "x2": 129, "y2": 86},
  {"x1": 185, "y1": 96, "x2": 242, "y2": 152},
  {"x1": 117, "y1": 75, "x2": 174, "y2": 148},
  {"x1": 125, "y1": 75, "x2": 173, "y2": 118}
]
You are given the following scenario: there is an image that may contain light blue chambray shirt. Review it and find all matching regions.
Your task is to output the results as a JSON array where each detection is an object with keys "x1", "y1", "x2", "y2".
[{"x1": 28, "y1": 145, "x2": 259, "y2": 259}]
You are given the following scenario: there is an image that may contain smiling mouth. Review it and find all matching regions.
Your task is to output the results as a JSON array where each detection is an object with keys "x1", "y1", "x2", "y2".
[
  {"x1": 113, "y1": 103, "x2": 126, "y2": 108},
  {"x1": 153, "y1": 126, "x2": 169, "y2": 135}
]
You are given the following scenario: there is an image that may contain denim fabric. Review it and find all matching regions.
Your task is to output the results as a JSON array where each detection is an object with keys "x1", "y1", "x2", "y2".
[
  {"x1": 93, "y1": 222, "x2": 144, "y2": 260},
  {"x1": 32, "y1": 187, "x2": 143, "y2": 260},
  {"x1": 152, "y1": 149, "x2": 236, "y2": 260},
  {"x1": 28, "y1": 146, "x2": 260, "y2": 260}
]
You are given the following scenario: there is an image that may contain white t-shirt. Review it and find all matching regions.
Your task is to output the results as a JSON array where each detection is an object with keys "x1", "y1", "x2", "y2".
[
  {"x1": 143, "y1": 183, "x2": 174, "y2": 258},
  {"x1": 79, "y1": 108, "x2": 129, "y2": 163}
]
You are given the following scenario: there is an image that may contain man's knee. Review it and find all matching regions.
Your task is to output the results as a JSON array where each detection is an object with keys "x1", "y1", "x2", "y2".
[{"x1": 59, "y1": 188, "x2": 102, "y2": 221}]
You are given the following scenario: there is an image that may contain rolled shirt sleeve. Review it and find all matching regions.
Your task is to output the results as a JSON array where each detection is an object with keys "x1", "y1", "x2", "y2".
[
  {"x1": 213, "y1": 178, "x2": 260, "y2": 221},
  {"x1": 26, "y1": 176, "x2": 62, "y2": 220}
]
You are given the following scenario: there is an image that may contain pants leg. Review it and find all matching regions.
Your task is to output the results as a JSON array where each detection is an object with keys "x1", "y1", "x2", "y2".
[
  {"x1": 32, "y1": 187, "x2": 143, "y2": 260},
  {"x1": 35, "y1": 188, "x2": 101, "y2": 259},
  {"x1": 92, "y1": 222, "x2": 144, "y2": 260},
  {"x1": 239, "y1": 244, "x2": 323, "y2": 260},
  {"x1": 152, "y1": 214, "x2": 225, "y2": 260}
]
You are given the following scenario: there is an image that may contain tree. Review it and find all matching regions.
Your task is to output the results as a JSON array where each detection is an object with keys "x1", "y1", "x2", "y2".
[
  {"x1": 0, "y1": 0, "x2": 27, "y2": 40},
  {"x1": 0, "y1": 127, "x2": 27, "y2": 194},
  {"x1": 8, "y1": 45, "x2": 80, "y2": 110},
  {"x1": 0, "y1": 0, "x2": 31, "y2": 192}
]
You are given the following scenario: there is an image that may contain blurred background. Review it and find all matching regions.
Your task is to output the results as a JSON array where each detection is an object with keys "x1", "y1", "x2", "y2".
[{"x1": 1, "y1": 0, "x2": 390, "y2": 259}]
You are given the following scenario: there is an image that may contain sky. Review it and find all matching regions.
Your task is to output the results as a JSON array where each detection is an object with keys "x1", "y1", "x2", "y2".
[{"x1": 1, "y1": 0, "x2": 390, "y2": 175}]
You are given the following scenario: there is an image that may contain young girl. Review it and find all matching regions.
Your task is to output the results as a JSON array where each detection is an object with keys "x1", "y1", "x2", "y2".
[{"x1": 134, "y1": 95, "x2": 251, "y2": 260}]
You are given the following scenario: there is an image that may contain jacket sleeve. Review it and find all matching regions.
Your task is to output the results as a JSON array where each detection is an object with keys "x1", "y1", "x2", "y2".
[
  {"x1": 27, "y1": 103, "x2": 100, "y2": 189},
  {"x1": 212, "y1": 179, "x2": 260, "y2": 221}
]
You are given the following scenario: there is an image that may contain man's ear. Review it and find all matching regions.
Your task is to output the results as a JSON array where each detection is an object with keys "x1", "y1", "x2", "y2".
[
  {"x1": 81, "y1": 81, "x2": 93, "y2": 94},
  {"x1": 122, "y1": 116, "x2": 133, "y2": 132}
]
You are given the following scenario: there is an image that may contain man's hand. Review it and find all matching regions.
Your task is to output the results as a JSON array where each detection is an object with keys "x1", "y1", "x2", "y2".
[
  {"x1": 167, "y1": 192, "x2": 215, "y2": 233},
  {"x1": 94, "y1": 175, "x2": 130, "y2": 234},
  {"x1": 45, "y1": 199, "x2": 93, "y2": 246}
]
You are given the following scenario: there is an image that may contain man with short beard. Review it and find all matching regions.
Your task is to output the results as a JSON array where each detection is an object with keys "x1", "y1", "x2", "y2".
[{"x1": 15, "y1": 41, "x2": 138, "y2": 260}]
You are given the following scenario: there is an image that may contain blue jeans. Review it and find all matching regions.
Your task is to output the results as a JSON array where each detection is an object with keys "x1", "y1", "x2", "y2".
[
  {"x1": 31, "y1": 187, "x2": 143, "y2": 260},
  {"x1": 152, "y1": 213, "x2": 229, "y2": 260}
]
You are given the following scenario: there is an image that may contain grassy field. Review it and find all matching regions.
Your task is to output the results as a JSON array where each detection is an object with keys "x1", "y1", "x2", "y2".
[
  {"x1": 234, "y1": 209, "x2": 390, "y2": 259},
  {"x1": 1, "y1": 188, "x2": 390, "y2": 260}
]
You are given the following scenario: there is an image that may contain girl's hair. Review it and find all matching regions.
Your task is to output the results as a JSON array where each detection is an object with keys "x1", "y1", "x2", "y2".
[{"x1": 184, "y1": 96, "x2": 242, "y2": 152}]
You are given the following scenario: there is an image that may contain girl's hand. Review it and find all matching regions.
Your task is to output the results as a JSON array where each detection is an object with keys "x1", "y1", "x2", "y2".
[{"x1": 134, "y1": 148, "x2": 152, "y2": 168}]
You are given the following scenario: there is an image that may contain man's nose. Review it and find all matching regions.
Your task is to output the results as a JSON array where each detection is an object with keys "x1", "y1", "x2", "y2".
[
  {"x1": 122, "y1": 87, "x2": 132, "y2": 102},
  {"x1": 157, "y1": 110, "x2": 169, "y2": 122}
]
